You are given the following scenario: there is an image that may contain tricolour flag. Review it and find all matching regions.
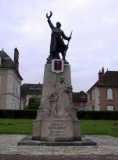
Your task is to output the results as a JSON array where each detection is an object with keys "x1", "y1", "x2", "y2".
[{"x1": 51, "y1": 59, "x2": 64, "y2": 73}]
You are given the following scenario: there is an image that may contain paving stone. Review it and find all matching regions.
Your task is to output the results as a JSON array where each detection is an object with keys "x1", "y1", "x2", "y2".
[
  {"x1": 0, "y1": 154, "x2": 118, "y2": 160},
  {"x1": 0, "y1": 135, "x2": 118, "y2": 155}
]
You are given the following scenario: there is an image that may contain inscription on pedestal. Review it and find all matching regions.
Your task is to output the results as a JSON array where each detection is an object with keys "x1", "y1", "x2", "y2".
[
  {"x1": 48, "y1": 123, "x2": 66, "y2": 137},
  {"x1": 41, "y1": 119, "x2": 73, "y2": 139}
]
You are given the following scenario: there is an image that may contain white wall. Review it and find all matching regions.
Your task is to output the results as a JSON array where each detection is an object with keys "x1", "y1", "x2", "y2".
[
  {"x1": 87, "y1": 93, "x2": 90, "y2": 102},
  {"x1": 6, "y1": 94, "x2": 20, "y2": 109},
  {"x1": 6, "y1": 69, "x2": 21, "y2": 110}
]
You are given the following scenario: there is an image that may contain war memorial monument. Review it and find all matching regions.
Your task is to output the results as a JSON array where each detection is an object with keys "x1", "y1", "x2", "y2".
[
  {"x1": 18, "y1": 12, "x2": 96, "y2": 146},
  {"x1": 32, "y1": 11, "x2": 81, "y2": 142}
]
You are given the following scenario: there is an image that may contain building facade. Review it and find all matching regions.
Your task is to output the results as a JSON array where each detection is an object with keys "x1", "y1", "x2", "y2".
[
  {"x1": 87, "y1": 67, "x2": 118, "y2": 111},
  {"x1": 72, "y1": 91, "x2": 87, "y2": 110},
  {"x1": 21, "y1": 83, "x2": 43, "y2": 107},
  {"x1": 0, "y1": 48, "x2": 23, "y2": 109}
]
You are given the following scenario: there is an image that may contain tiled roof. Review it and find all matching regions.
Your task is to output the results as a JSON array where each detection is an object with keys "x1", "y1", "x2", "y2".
[
  {"x1": 87, "y1": 71, "x2": 118, "y2": 92},
  {"x1": 0, "y1": 50, "x2": 23, "y2": 80},
  {"x1": 72, "y1": 91, "x2": 87, "y2": 102},
  {"x1": 0, "y1": 50, "x2": 15, "y2": 68},
  {"x1": 21, "y1": 83, "x2": 43, "y2": 98},
  {"x1": 103, "y1": 71, "x2": 118, "y2": 86}
]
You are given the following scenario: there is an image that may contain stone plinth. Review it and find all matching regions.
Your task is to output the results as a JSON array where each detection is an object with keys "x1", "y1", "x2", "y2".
[
  {"x1": 40, "y1": 116, "x2": 73, "y2": 141},
  {"x1": 32, "y1": 62, "x2": 81, "y2": 142},
  {"x1": 32, "y1": 120, "x2": 41, "y2": 140},
  {"x1": 32, "y1": 116, "x2": 81, "y2": 141},
  {"x1": 19, "y1": 135, "x2": 97, "y2": 146},
  {"x1": 73, "y1": 120, "x2": 81, "y2": 140}
]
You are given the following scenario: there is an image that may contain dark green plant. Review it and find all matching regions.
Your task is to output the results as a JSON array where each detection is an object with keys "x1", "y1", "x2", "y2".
[
  {"x1": 0, "y1": 110, "x2": 37, "y2": 119},
  {"x1": 0, "y1": 110, "x2": 118, "y2": 120},
  {"x1": 77, "y1": 111, "x2": 118, "y2": 120},
  {"x1": 25, "y1": 97, "x2": 40, "y2": 110}
]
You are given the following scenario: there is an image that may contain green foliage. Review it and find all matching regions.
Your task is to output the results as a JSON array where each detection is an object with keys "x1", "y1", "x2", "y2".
[
  {"x1": 25, "y1": 97, "x2": 40, "y2": 110},
  {"x1": 0, "y1": 110, "x2": 37, "y2": 119},
  {"x1": 77, "y1": 111, "x2": 118, "y2": 120},
  {"x1": 0, "y1": 110, "x2": 118, "y2": 120}
]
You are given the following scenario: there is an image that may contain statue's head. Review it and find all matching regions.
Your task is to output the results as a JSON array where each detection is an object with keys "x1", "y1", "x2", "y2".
[{"x1": 56, "y1": 22, "x2": 61, "y2": 28}]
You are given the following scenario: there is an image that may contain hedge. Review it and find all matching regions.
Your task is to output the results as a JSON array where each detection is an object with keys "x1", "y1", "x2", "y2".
[
  {"x1": 77, "y1": 111, "x2": 118, "y2": 120},
  {"x1": 0, "y1": 110, "x2": 37, "y2": 119},
  {"x1": 0, "y1": 110, "x2": 118, "y2": 120}
]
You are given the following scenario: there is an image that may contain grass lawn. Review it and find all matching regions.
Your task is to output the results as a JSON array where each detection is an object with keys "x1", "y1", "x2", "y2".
[
  {"x1": 81, "y1": 120, "x2": 118, "y2": 138},
  {"x1": 0, "y1": 119, "x2": 33, "y2": 134},
  {"x1": 0, "y1": 119, "x2": 118, "y2": 137}
]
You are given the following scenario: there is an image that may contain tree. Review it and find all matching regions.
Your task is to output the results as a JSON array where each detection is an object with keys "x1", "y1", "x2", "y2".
[{"x1": 25, "y1": 97, "x2": 40, "y2": 110}]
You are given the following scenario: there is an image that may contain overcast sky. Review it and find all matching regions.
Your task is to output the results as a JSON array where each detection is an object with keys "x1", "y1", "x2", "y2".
[{"x1": 0, "y1": 0, "x2": 118, "y2": 92}]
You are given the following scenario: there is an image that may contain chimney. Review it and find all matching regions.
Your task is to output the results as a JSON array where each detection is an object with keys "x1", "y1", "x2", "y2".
[
  {"x1": 14, "y1": 48, "x2": 19, "y2": 71},
  {"x1": 98, "y1": 67, "x2": 104, "y2": 85},
  {"x1": 102, "y1": 67, "x2": 104, "y2": 74}
]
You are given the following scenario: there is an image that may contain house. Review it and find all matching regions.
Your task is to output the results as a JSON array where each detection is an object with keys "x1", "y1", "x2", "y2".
[
  {"x1": 72, "y1": 91, "x2": 87, "y2": 110},
  {"x1": 87, "y1": 67, "x2": 118, "y2": 111},
  {"x1": 0, "y1": 48, "x2": 23, "y2": 109},
  {"x1": 21, "y1": 83, "x2": 43, "y2": 107},
  {"x1": 21, "y1": 83, "x2": 87, "y2": 109}
]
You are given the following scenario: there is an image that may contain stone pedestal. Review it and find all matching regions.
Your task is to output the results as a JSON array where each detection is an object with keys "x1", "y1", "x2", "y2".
[
  {"x1": 32, "y1": 62, "x2": 81, "y2": 141},
  {"x1": 32, "y1": 117, "x2": 81, "y2": 141},
  {"x1": 40, "y1": 117, "x2": 73, "y2": 141}
]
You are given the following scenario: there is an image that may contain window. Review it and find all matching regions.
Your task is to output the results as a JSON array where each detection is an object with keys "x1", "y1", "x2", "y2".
[
  {"x1": 80, "y1": 95, "x2": 86, "y2": 98},
  {"x1": 80, "y1": 102, "x2": 83, "y2": 107},
  {"x1": 12, "y1": 100, "x2": 15, "y2": 109},
  {"x1": 17, "y1": 84, "x2": 20, "y2": 97},
  {"x1": 107, "y1": 105, "x2": 113, "y2": 111},
  {"x1": 36, "y1": 87, "x2": 41, "y2": 90},
  {"x1": 13, "y1": 80, "x2": 15, "y2": 94},
  {"x1": 107, "y1": 88, "x2": 113, "y2": 99},
  {"x1": 16, "y1": 85, "x2": 18, "y2": 94}
]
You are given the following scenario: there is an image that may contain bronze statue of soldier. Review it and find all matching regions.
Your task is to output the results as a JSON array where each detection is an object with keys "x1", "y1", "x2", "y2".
[{"x1": 46, "y1": 11, "x2": 72, "y2": 63}]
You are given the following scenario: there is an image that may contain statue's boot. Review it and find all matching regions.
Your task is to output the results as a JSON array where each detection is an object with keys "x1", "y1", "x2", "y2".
[
  {"x1": 62, "y1": 54, "x2": 66, "y2": 61},
  {"x1": 62, "y1": 54, "x2": 68, "y2": 63}
]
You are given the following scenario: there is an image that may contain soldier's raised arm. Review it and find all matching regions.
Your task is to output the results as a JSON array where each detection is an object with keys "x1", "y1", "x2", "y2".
[{"x1": 46, "y1": 11, "x2": 54, "y2": 29}]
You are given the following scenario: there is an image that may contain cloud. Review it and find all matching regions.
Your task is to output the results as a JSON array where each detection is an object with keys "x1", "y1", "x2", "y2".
[{"x1": 0, "y1": 0, "x2": 118, "y2": 92}]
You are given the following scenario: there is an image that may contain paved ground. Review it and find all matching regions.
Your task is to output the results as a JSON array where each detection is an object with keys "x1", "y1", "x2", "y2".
[
  {"x1": 0, "y1": 154, "x2": 118, "y2": 160},
  {"x1": 0, "y1": 135, "x2": 118, "y2": 159}
]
